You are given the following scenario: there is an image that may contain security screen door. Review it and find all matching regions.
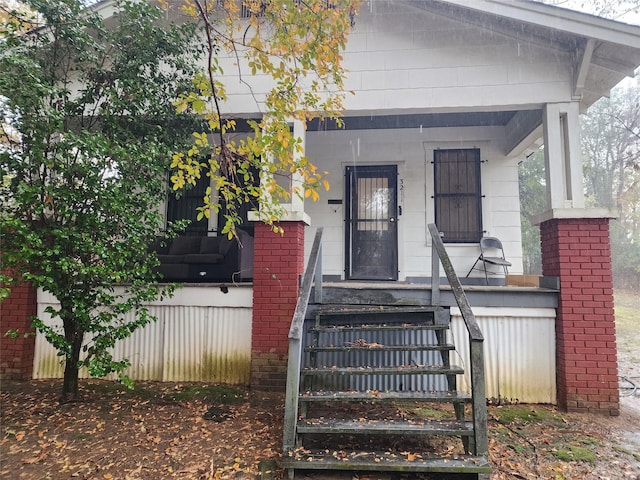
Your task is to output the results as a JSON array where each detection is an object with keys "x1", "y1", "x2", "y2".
[{"x1": 345, "y1": 165, "x2": 398, "y2": 280}]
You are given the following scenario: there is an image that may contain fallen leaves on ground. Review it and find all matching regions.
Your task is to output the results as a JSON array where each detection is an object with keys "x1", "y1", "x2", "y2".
[
  {"x1": 2, "y1": 380, "x2": 639, "y2": 479},
  {"x1": 1, "y1": 380, "x2": 281, "y2": 480}
]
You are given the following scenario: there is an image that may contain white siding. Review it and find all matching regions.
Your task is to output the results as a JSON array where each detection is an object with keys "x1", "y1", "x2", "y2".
[
  {"x1": 33, "y1": 286, "x2": 253, "y2": 384},
  {"x1": 450, "y1": 307, "x2": 557, "y2": 404},
  {"x1": 189, "y1": 1, "x2": 575, "y2": 116},
  {"x1": 304, "y1": 127, "x2": 524, "y2": 280},
  {"x1": 341, "y1": 4, "x2": 573, "y2": 113}
]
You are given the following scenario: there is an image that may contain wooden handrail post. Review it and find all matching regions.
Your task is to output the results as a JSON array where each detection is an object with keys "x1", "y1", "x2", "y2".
[
  {"x1": 283, "y1": 336, "x2": 303, "y2": 451},
  {"x1": 431, "y1": 234, "x2": 440, "y2": 306},
  {"x1": 427, "y1": 223, "x2": 488, "y2": 458},
  {"x1": 314, "y1": 243, "x2": 323, "y2": 304},
  {"x1": 470, "y1": 339, "x2": 488, "y2": 455},
  {"x1": 283, "y1": 228, "x2": 323, "y2": 453}
]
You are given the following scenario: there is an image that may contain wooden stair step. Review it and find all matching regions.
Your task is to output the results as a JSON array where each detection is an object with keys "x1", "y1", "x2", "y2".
[
  {"x1": 316, "y1": 305, "x2": 445, "y2": 316},
  {"x1": 299, "y1": 390, "x2": 472, "y2": 403},
  {"x1": 309, "y1": 323, "x2": 448, "y2": 333},
  {"x1": 296, "y1": 418, "x2": 473, "y2": 436},
  {"x1": 282, "y1": 449, "x2": 491, "y2": 474},
  {"x1": 305, "y1": 344, "x2": 455, "y2": 353},
  {"x1": 303, "y1": 365, "x2": 464, "y2": 376}
]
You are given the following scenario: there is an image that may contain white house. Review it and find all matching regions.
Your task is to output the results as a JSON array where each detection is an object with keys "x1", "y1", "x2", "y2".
[{"x1": 10, "y1": 0, "x2": 640, "y2": 418}]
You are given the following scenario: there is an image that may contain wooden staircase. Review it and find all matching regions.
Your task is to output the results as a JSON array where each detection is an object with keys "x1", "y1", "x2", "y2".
[
  {"x1": 282, "y1": 226, "x2": 490, "y2": 478},
  {"x1": 282, "y1": 304, "x2": 490, "y2": 477}
]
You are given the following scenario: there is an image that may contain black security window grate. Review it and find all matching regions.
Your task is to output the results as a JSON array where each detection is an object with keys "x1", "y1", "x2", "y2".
[{"x1": 433, "y1": 148, "x2": 483, "y2": 243}]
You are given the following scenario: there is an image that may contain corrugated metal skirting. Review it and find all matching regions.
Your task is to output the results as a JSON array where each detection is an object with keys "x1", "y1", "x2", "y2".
[
  {"x1": 33, "y1": 295, "x2": 252, "y2": 385},
  {"x1": 301, "y1": 307, "x2": 556, "y2": 403},
  {"x1": 450, "y1": 307, "x2": 557, "y2": 404},
  {"x1": 303, "y1": 321, "x2": 447, "y2": 392}
]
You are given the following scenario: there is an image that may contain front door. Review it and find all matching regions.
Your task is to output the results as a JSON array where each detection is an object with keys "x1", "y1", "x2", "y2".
[{"x1": 345, "y1": 165, "x2": 398, "y2": 280}]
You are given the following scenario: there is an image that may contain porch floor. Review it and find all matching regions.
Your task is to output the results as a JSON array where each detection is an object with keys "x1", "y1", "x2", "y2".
[{"x1": 316, "y1": 281, "x2": 558, "y2": 309}]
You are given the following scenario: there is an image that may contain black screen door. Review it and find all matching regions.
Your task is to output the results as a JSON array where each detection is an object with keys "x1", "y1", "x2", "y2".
[{"x1": 345, "y1": 165, "x2": 398, "y2": 280}]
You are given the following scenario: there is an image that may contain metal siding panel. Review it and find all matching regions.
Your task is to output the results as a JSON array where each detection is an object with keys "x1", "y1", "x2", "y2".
[
  {"x1": 33, "y1": 301, "x2": 67, "y2": 379},
  {"x1": 450, "y1": 308, "x2": 556, "y2": 403},
  {"x1": 111, "y1": 307, "x2": 165, "y2": 380},
  {"x1": 32, "y1": 313, "x2": 65, "y2": 378},
  {"x1": 161, "y1": 306, "x2": 251, "y2": 384},
  {"x1": 163, "y1": 306, "x2": 204, "y2": 382},
  {"x1": 202, "y1": 307, "x2": 252, "y2": 384},
  {"x1": 33, "y1": 293, "x2": 253, "y2": 385},
  {"x1": 303, "y1": 320, "x2": 447, "y2": 392}
]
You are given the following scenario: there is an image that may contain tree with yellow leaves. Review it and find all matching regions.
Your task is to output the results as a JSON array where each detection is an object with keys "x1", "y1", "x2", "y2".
[{"x1": 171, "y1": 0, "x2": 359, "y2": 236}]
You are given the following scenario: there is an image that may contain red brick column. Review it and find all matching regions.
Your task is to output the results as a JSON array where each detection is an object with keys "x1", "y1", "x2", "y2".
[
  {"x1": 540, "y1": 217, "x2": 618, "y2": 415},
  {"x1": 0, "y1": 280, "x2": 37, "y2": 380},
  {"x1": 250, "y1": 222, "x2": 305, "y2": 390}
]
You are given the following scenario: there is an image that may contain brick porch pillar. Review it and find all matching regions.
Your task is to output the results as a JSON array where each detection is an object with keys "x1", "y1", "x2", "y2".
[
  {"x1": 0, "y1": 279, "x2": 37, "y2": 380},
  {"x1": 250, "y1": 221, "x2": 305, "y2": 391},
  {"x1": 540, "y1": 217, "x2": 618, "y2": 415}
]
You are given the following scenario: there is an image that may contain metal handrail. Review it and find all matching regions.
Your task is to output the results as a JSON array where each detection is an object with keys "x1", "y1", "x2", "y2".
[
  {"x1": 283, "y1": 227, "x2": 323, "y2": 452},
  {"x1": 428, "y1": 223, "x2": 488, "y2": 456}
]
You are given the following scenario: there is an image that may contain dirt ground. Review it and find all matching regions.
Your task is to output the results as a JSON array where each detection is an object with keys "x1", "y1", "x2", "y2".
[
  {"x1": 1, "y1": 290, "x2": 639, "y2": 480},
  {"x1": 1, "y1": 379, "x2": 639, "y2": 480}
]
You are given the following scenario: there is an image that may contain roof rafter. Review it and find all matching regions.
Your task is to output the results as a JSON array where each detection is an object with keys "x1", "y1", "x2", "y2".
[
  {"x1": 572, "y1": 38, "x2": 595, "y2": 100},
  {"x1": 590, "y1": 54, "x2": 638, "y2": 77}
]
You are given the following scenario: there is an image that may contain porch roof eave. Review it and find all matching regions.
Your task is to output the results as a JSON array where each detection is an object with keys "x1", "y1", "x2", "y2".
[{"x1": 437, "y1": 0, "x2": 640, "y2": 49}]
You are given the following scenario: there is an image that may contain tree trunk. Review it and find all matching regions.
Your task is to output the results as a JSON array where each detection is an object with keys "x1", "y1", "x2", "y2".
[
  {"x1": 61, "y1": 305, "x2": 84, "y2": 403},
  {"x1": 61, "y1": 341, "x2": 82, "y2": 403}
]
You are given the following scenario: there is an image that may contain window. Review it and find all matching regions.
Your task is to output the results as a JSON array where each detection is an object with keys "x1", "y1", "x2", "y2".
[
  {"x1": 166, "y1": 174, "x2": 210, "y2": 236},
  {"x1": 166, "y1": 171, "x2": 259, "y2": 236},
  {"x1": 433, "y1": 148, "x2": 482, "y2": 243},
  {"x1": 215, "y1": 164, "x2": 259, "y2": 234}
]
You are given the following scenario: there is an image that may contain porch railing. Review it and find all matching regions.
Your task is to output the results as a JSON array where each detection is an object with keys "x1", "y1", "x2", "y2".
[
  {"x1": 428, "y1": 223, "x2": 488, "y2": 456},
  {"x1": 282, "y1": 225, "x2": 487, "y2": 456},
  {"x1": 283, "y1": 227, "x2": 323, "y2": 452}
]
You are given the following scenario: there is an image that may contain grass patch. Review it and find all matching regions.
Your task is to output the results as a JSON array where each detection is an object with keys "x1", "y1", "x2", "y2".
[
  {"x1": 493, "y1": 406, "x2": 559, "y2": 426},
  {"x1": 550, "y1": 442, "x2": 597, "y2": 464},
  {"x1": 408, "y1": 405, "x2": 454, "y2": 420},
  {"x1": 613, "y1": 445, "x2": 633, "y2": 456},
  {"x1": 579, "y1": 437, "x2": 600, "y2": 446},
  {"x1": 615, "y1": 290, "x2": 640, "y2": 363},
  {"x1": 82, "y1": 380, "x2": 132, "y2": 396},
  {"x1": 508, "y1": 443, "x2": 531, "y2": 455}
]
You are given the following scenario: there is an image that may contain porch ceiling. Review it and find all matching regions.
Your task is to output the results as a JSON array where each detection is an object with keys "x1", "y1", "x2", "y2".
[
  {"x1": 306, "y1": 111, "x2": 521, "y2": 131},
  {"x1": 306, "y1": 110, "x2": 543, "y2": 158}
]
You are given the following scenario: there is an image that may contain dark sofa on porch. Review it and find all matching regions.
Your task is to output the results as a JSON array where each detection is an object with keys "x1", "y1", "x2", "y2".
[{"x1": 150, "y1": 228, "x2": 253, "y2": 282}]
